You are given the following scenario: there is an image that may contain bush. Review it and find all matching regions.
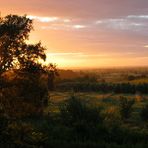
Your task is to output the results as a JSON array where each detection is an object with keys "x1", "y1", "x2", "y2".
[
  {"x1": 103, "y1": 106, "x2": 121, "y2": 126},
  {"x1": 0, "y1": 71, "x2": 49, "y2": 118},
  {"x1": 140, "y1": 104, "x2": 148, "y2": 122},
  {"x1": 59, "y1": 95, "x2": 105, "y2": 140},
  {"x1": 1, "y1": 121, "x2": 47, "y2": 147},
  {"x1": 60, "y1": 95, "x2": 103, "y2": 126},
  {"x1": 119, "y1": 97, "x2": 135, "y2": 120}
]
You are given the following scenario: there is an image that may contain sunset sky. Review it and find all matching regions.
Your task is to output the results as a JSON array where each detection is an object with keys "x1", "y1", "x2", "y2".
[{"x1": 1, "y1": 0, "x2": 148, "y2": 68}]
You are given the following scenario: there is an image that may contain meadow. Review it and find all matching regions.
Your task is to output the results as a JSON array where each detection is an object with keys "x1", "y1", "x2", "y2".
[
  {"x1": 1, "y1": 68, "x2": 148, "y2": 148},
  {"x1": 49, "y1": 90, "x2": 148, "y2": 125}
]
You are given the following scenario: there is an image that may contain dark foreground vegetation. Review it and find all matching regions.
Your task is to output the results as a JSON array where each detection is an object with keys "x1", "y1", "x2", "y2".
[
  {"x1": 0, "y1": 93, "x2": 148, "y2": 148},
  {"x1": 0, "y1": 15, "x2": 148, "y2": 147}
]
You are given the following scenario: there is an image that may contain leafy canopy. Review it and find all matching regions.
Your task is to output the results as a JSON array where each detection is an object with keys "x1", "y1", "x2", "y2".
[{"x1": 0, "y1": 14, "x2": 46, "y2": 74}]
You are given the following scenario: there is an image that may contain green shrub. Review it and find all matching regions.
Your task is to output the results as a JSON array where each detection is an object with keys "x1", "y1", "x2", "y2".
[
  {"x1": 59, "y1": 95, "x2": 105, "y2": 140},
  {"x1": 60, "y1": 95, "x2": 103, "y2": 126},
  {"x1": 103, "y1": 106, "x2": 121, "y2": 126},
  {"x1": 4, "y1": 121, "x2": 47, "y2": 147},
  {"x1": 140, "y1": 104, "x2": 148, "y2": 122},
  {"x1": 119, "y1": 97, "x2": 135, "y2": 120}
]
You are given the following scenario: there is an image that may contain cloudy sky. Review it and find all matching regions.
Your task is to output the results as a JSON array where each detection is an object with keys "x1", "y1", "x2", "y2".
[{"x1": 1, "y1": 0, "x2": 148, "y2": 68}]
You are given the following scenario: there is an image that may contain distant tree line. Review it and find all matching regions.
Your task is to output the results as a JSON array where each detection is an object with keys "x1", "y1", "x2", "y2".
[{"x1": 57, "y1": 82, "x2": 148, "y2": 94}]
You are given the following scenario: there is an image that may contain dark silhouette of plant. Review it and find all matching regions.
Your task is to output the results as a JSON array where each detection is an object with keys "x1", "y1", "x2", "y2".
[
  {"x1": 45, "y1": 63, "x2": 59, "y2": 90},
  {"x1": 18, "y1": 42, "x2": 46, "y2": 72},
  {"x1": 0, "y1": 14, "x2": 57, "y2": 117},
  {"x1": 119, "y1": 97, "x2": 135, "y2": 120},
  {"x1": 0, "y1": 15, "x2": 33, "y2": 75},
  {"x1": 59, "y1": 95, "x2": 104, "y2": 140},
  {"x1": 140, "y1": 104, "x2": 148, "y2": 122},
  {"x1": 0, "y1": 14, "x2": 48, "y2": 76},
  {"x1": 60, "y1": 95, "x2": 103, "y2": 126}
]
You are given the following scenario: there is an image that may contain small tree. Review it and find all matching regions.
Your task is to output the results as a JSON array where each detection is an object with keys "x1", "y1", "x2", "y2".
[
  {"x1": 45, "y1": 64, "x2": 58, "y2": 90},
  {"x1": 140, "y1": 104, "x2": 148, "y2": 122},
  {"x1": 60, "y1": 95, "x2": 103, "y2": 125},
  {"x1": 119, "y1": 97, "x2": 135, "y2": 120},
  {"x1": 59, "y1": 95, "x2": 104, "y2": 140}
]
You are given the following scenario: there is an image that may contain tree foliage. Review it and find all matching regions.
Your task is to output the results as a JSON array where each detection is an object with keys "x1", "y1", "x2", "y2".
[
  {"x1": 0, "y1": 14, "x2": 46, "y2": 75},
  {"x1": 140, "y1": 104, "x2": 148, "y2": 122},
  {"x1": 0, "y1": 14, "x2": 57, "y2": 117},
  {"x1": 0, "y1": 15, "x2": 32, "y2": 74},
  {"x1": 119, "y1": 97, "x2": 135, "y2": 120}
]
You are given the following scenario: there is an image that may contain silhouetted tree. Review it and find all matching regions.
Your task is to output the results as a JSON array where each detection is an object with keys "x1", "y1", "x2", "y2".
[
  {"x1": 18, "y1": 42, "x2": 46, "y2": 72},
  {"x1": 0, "y1": 14, "x2": 57, "y2": 117},
  {"x1": 45, "y1": 64, "x2": 58, "y2": 90},
  {"x1": 0, "y1": 15, "x2": 33, "y2": 75}
]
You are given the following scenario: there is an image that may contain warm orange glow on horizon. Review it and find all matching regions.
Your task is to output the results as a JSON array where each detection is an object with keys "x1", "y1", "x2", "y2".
[{"x1": 1, "y1": 0, "x2": 148, "y2": 68}]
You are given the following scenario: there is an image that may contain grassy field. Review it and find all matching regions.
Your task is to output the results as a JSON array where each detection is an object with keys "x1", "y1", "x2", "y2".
[
  {"x1": 48, "y1": 91, "x2": 148, "y2": 127},
  {"x1": 1, "y1": 68, "x2": 148, "y2": 147}
]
